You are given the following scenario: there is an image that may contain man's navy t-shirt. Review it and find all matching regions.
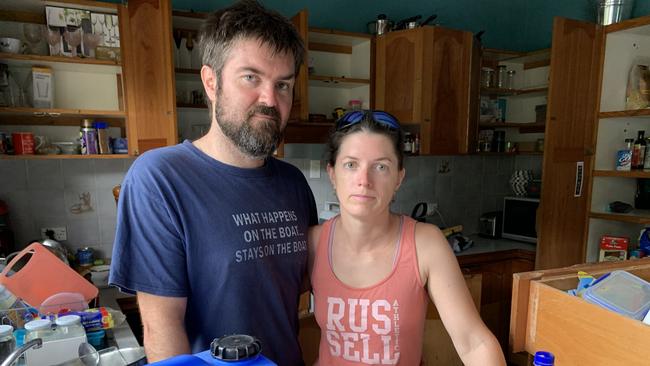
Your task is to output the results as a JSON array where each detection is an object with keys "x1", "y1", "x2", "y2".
[{"x1": 109, "y1": 141, "x2": 317, "y2": 365}]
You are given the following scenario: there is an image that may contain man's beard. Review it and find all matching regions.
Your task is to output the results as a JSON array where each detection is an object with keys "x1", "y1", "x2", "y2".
[{"x1": 215, "y1": 100, "x2": 284, "y2": 159}]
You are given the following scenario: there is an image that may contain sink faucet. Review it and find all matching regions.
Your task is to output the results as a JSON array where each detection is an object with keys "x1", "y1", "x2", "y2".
[{"x1": 1, "y1": 338, "x2": 43, "y2": 366}]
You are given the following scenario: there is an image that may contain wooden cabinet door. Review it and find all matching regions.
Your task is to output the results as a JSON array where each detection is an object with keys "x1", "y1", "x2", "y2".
[
  {"x1": 422, "y1": 27, "x2": 473, "y2": 155},
  {"x1": 121, "y1": 0, "x2": 177, "y2": 155},
  {"x1": 537, "y1": 17, "x2": 602, "y2": 269},
  {"x1": 375, "y1": 28, "x2": 426, "y2": 123},
  {"x1": 290, "y1": 9, "x2": 308, "y2": 123}
]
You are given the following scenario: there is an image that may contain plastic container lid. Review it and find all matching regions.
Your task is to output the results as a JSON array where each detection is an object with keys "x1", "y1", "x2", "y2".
[
  {"x1": 211, "y1": 335, "x2": 261, "y2": 361},
  {"x1": 0, "y1": 325, "x2": 13, "y2": 338},
  {"x1": 533, "y1": 351, "x2": 554, "y2": 365},
  {"x1": 25, "y1": 319, "x2": 52, "y2": 331},
  {"x1": 55, "y1": 314, "x2": 81, "y2": 326},
  {"x1": 94, "y1": 121, "x2": 108, "y2": 129},
  {"x1": 583, "y1": 270, "x2": 650, "y2": 320}
]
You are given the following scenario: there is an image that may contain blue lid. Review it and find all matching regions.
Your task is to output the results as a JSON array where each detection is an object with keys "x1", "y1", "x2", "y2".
[
  {"x1": 534, "y1": 351, "x2": 555, "y2": 366},
  {"x1": 94, "y1": 121, "x2": 108, "y2": 129}
]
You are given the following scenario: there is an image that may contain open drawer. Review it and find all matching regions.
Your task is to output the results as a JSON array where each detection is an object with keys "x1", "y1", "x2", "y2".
[{"x1": 510, "y1": 258, "x2": 650, "y2": 365}]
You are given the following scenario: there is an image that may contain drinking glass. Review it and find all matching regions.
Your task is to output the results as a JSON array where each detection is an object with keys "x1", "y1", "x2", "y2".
[
  {"x1": 83, "y1": 33, "x2": 103, "y2": 58},
  {"x1": 44, "y1": 27, "x2": 62, "y2": 56},
  {"x1": 23, "y1": 23, "x2": 43, "y2": 55},
  {"x1": 63, "y1": 28, "x2": 82, "y2": 57}
]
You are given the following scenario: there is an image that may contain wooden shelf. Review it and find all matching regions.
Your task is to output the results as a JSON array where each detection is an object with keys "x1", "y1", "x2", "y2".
[
  {"x1": 479, "y1": 122, "x2": 545, "y2": 133},
  {"x1": 599, "y1": 109, "x2": 650, "y2": 118},
  {"x1": 0, "y1": 52, "x2": 120, "y2": 68},
  {"x1": 284, "y1": 121, "x2": 334, "y2": 144},
  {"x1": 0, "y1": 107, "x2": 126, "y2": 119},
  {"x1": 480, "y1": 86, "x2": 548, "y2": 97},
  {"x1": 175, "y1": 68, "x2": 200, "y2": 74},
  {"x1": 593, "y1": 170, "x2": 650, "y2": 178},
  {"x1": 482, "y1": 48, "x2": 551, "y2": 69},
  {"x1": 475, "y1": 151, "x2": 543, "y2": 156},
  {"x1": 309, "y1": 75, "x2": 370, "y2": 88},
  {"x1": 589, "y1": 211, "x2": 650, "y2": 224},
  {"x1": 177, "y1": 103, "x2": 206, "y2": 109},
  {"x1": 1, "y1": 154, "x2": 130, "y2": 160}
]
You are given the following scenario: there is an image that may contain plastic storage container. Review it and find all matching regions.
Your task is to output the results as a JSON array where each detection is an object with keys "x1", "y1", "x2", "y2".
[
  {"x1": 149, "y1": 335, "x2": 276, "y2": 365},
  {"x1": 0, "y1": 324, "x2": 15, "y2": 361},
  {"x1": 24, "y1": 319, "x2": 55, "y2": 342},
  {"x1": 583, "y1": 270, "x2": 650, "y2": 320},
  {"x1": 55, "y1": 315, "x2": 86, "y2": 339}
]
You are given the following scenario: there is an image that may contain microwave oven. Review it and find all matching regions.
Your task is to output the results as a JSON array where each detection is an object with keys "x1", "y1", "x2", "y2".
[{"x1": 502, "y1": 196, "x2": 540, "y2": 243}]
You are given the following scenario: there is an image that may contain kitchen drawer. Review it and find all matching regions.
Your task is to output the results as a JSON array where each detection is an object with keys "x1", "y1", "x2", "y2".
[{"x1": 510, "y1": 258, "x2": 650, "y2": 365}]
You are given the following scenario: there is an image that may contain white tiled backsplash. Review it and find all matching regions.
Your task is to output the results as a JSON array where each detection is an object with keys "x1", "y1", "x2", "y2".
[{"x1": 0, "y1": 152, "x2": 542, "y2": 258}]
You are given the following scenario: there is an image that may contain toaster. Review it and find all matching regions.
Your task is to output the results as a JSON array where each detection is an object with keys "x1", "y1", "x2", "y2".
[{"x1": 479, "y1": 211, "x2": 502, "y2": 238}]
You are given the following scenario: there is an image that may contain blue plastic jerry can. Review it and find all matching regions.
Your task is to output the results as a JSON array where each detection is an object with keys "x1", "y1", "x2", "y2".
[{"x1": 148, "y1": 335, "x2": 277, "y2": 366}]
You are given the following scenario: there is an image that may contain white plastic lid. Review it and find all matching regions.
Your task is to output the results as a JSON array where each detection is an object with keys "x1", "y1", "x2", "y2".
[
  {"x1": 0, "y1": 324, "x2": 13, "y2": 337},
  {"x1": 25, "y1": 319, "x2": 52, "y2": 331},
  {"x1": 56, "y1": 315, "x2": 82, "y2": 326}
]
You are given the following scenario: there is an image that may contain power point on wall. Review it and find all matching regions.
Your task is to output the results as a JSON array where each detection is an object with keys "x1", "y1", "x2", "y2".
[{"x1": 41, "y1": 227, "x2": 67, "y2": 241}]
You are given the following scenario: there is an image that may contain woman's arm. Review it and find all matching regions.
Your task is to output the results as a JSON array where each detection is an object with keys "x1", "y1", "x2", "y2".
[{"x1": 415, "y1": 223, "x2": 506, "y2": 366}]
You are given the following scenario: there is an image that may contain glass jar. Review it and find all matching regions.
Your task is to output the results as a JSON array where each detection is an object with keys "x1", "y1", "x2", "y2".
[
  {"x1": 0, "y1": 325, "x2": 15, "y2": 361},
  {"x1": 506, "y1": 70, "x2": 516, "y2": 89},
  {"x1": 55, "y1": 315, "x2": 86, "y2": 340},
  {"x1": 24, "y1": 319, "x2": 55, "y2": 342},
  {"x1": 348, "y1": 99, "x2": 362, "y2": 111},
  {"x1": 481, "y1": 67, "x2": 494, "y2": 88},
  {"x1": 496, "y1": 65, "x2": 507, "y2": 88}
]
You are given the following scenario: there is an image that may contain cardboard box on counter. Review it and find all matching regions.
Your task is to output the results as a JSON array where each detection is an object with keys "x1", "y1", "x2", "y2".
[{"x1": 599, "y1": 235, "x2": 629, "y2": 262}]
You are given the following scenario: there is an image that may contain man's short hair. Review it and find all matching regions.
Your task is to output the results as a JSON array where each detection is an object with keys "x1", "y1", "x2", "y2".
[{"x1": 199, "y1": 0, "x2": 305, "y2": 85}]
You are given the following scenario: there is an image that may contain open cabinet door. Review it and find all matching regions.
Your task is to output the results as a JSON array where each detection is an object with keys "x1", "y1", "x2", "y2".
[
  {"x1": 536, "y1": 17, "x2": 603, "y2": 269},
  {"x1": 121, "y1": 0, "x2": 177, "y2": 155},
  {"x1": 290, "y1": 9, "x2": 309, "y2": 123}
]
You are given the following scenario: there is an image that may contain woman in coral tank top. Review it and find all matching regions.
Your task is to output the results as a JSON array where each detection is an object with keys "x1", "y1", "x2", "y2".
[{"x1": 307, "y1": 110, "x2": 505, "y2": 366}]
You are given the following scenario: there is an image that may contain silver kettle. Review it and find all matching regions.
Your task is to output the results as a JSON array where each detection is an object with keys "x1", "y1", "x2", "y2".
[{"x1": 3, "y1": 239, "x2": 70, "y2": 268}]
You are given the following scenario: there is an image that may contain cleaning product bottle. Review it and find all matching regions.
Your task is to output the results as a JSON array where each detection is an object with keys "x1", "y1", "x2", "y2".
[{"x1": 149, "y1": 335, "x2": 276, "y2": 365}]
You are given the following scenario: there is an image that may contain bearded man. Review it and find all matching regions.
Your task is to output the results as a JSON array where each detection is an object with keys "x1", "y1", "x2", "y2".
[{"x1": 109, "y1": 1, "x2": 317, "y2": 364}]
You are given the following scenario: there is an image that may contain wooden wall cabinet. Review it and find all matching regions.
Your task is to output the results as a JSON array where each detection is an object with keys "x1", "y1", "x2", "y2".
[
  {"x1": 375, "y1": 26, "x2": 474, "y2": 155},
  {"x1": 0, "y1": 0, "x2": 130, "y2": 160},
  {"x1": 536, "y1": 17, "x2": 603, "y2": 269},
  {"x1": 121, "y1": 0, "x2": 177, "y2": 155}
]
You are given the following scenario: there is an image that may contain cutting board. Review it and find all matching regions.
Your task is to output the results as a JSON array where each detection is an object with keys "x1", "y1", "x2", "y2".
[{"x1": 0, "y1": 243, "x2": 98, "y2": 307}]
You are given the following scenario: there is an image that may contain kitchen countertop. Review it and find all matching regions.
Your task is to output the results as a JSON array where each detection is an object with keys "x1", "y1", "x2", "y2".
[
  {"x1": 457, "y1": 235, "x2": 537, "y2": 256},
  {"x1": 99, "y1": 287, "x2": 139, "y2": 349}
]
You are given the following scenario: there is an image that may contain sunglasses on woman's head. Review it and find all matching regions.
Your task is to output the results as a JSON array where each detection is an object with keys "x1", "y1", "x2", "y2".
[{"x1": 335, "y1": 110, "x2": 401, "y2": 131}]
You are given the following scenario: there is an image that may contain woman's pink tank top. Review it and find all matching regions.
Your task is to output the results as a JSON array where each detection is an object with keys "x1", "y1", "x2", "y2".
[{"x1": 311, "y1": 215, "x2": 428, "y2": 365}]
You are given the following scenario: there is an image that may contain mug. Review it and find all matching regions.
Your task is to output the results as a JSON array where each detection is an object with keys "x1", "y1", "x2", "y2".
[{"x1": 12, "y1": 132, "x2": 35, "y2": 154}]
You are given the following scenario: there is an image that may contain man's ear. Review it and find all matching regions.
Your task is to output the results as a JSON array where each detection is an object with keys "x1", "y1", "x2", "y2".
[{"x1": 201, "y1": 65, "x2": 217, "y2": 103}]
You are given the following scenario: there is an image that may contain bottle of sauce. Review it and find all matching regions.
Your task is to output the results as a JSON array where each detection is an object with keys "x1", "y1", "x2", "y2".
[{"x1": 632, "y1": 130, "x2": 646, "y2": 169}]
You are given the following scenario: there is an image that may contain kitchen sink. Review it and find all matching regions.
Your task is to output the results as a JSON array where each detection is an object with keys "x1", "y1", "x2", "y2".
[{"x1": 97, "y1": 346, "x2": 147, "y2": 366}]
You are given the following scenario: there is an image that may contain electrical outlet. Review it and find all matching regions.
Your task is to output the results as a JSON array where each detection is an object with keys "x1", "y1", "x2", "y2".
[
  {"x1": 41, "y1": 227, "x2": 67, "y2": 241},
  {"x1": 425, "y1": 202, "x2": 438, "y2": 216}
]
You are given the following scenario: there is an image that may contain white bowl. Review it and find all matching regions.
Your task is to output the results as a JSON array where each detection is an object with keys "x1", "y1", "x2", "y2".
[
  {"x1": 53, "y1": 141, "x2": 81, "y2": 155},
  {"x1": 0, "y1": 37, "x2": 23, "y2": 54}
]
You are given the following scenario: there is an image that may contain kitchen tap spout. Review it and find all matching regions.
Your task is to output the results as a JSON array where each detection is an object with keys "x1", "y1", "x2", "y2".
[{"x1": 1, "y1": 338, "x2": 43, "y2": 366}]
